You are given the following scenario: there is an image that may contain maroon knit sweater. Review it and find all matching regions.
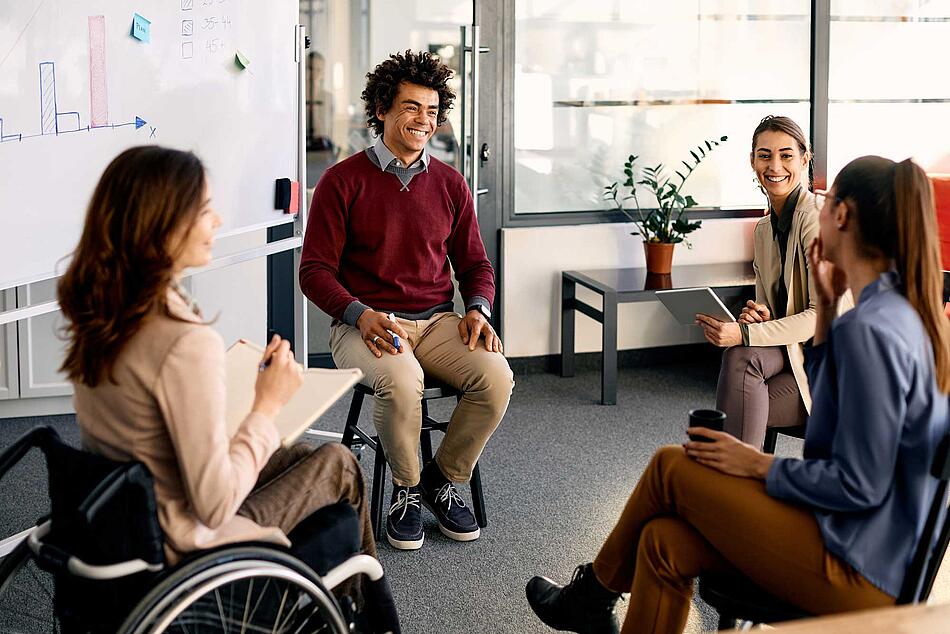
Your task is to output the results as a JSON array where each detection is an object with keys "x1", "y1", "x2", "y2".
[{"x1": 299, "y1": 151, "x2": 495, "y2": 322}]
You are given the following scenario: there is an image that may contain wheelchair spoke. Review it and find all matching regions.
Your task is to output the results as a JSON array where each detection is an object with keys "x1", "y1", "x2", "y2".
[
  {"x1": 289, "y1": 606, "x2": 321, "y2": 634},
  {"x1": 240, "y1": 578, "x2": 253, "y2": 634},
  {"x1": 278, "y1": 589, "x2": 323, "y2": 634},
  {"x1": 275, "y1": 594, "x2": 301, "y2": 633},
  {"x1": 246, "y1": 578, "x2": 272, "y2": 625},
  {"x1": 124, "y1": 554, "x2": 348, "y2": 634},
  {"x1": 215, "y1": 588, "x2": 229, "y2": 634},
  {"x1": 270, "y1": 586, "x2": 289, "y2": 634}
]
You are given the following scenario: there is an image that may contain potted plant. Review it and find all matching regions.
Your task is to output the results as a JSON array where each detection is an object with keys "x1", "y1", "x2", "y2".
[{"x1": 603, "y1": 135, "x2": 728, "y2": 274}]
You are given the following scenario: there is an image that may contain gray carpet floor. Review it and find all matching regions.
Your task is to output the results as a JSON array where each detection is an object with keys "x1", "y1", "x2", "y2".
[{"x1": 0, "y1": 355, "x2": 947, "y2": 633}]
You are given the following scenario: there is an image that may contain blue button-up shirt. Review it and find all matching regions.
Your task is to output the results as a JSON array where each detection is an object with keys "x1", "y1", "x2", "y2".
[{"x1": 766, "y1": 271, "x2": 950, "y2": 597}]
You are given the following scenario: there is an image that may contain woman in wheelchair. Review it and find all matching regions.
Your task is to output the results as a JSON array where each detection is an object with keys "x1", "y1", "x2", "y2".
[
  {"x1": 50, "y1": 145, "x2": 399, "y2": 633},
  {"x1": 526, "y1": 155, "x2": 950, "y2": 633}
]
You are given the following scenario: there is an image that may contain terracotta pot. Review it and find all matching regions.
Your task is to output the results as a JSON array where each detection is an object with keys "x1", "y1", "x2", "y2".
[{"x1": 643, "y1": 242, "x2": 675, "y2": 274}]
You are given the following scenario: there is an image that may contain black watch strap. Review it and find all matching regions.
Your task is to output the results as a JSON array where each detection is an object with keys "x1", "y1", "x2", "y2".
[{"x1": 467, "y1": 304, "x2": 491, "y2": 319}]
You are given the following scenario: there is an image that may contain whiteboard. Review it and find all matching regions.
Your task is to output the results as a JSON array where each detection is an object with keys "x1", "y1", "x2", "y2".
[{"x1": 0, "y1": 0, "x2": 300, "y2": 290}]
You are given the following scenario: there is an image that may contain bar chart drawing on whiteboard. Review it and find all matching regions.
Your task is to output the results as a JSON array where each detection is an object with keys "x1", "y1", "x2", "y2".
[{"x1": 0, "y1": 15, "x2": 151, "y2": 145}]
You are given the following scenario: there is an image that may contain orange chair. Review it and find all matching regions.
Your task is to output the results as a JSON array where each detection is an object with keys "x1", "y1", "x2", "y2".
[
  {"x1": 933, "y1": 174, "x2": 950, "y2": 270},
  {"x1": 927, "y1": 175, "x2": 950, "y2": 317}
]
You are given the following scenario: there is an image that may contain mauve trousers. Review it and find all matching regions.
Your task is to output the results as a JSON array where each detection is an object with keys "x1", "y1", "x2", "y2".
[{"x1": 716, "y1": 345, "x2": 807, "y2": 450}]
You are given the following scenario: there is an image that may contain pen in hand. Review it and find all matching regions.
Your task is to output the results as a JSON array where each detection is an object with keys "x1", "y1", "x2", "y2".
[
  {"x1": 387, "y1": 313, "x2": 401, "y2": 351},
  {"x1": 258, "y1": 334, "x2": 279, "y2": 372}
]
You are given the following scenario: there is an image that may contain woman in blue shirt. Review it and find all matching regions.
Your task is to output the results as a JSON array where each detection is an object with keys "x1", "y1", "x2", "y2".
[{"x1": 526, "y1": 155, "x2": 950, "y2": 634}]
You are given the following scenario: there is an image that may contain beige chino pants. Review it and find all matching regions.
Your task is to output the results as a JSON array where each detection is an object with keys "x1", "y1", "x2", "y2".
[{"x1": 330, "y1": 312, "x2": 514, "y2": 487}]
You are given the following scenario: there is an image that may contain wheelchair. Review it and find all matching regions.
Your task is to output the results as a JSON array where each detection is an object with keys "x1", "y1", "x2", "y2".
[{"x1": 0, "y1": 426, "x2": 384, "y2": 634}]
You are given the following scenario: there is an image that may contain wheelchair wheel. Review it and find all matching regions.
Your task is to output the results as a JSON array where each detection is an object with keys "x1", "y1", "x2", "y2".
[
  {"x1": 120, "y1": 546, "x2": 349, "y2": 634},
  {"x1": 0, "y1": 541, "x2": 61, "y2": 634}
]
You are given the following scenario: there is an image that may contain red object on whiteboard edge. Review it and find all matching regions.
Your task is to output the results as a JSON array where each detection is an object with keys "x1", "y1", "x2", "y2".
[{"x1": 274, "y1": 178, "x2": 299, "y2": 214}]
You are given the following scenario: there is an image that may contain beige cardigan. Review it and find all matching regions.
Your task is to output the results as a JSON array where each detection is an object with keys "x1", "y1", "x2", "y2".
[
  {"x1": 74, "y1": 289, "x2": 289, "y2": 563},
  {"x1": 746, "y1": 190, "x2": 852, "y2": 413}
]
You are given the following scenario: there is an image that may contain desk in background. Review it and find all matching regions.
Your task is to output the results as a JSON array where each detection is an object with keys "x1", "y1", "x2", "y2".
[{"x1": 560, "y1": 262, "x2": 755, "y2": 405}]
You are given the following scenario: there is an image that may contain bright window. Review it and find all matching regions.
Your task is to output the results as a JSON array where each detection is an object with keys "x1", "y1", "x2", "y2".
[{"x1": 514, "y1": 1, "x2": 812, "y2": 214}]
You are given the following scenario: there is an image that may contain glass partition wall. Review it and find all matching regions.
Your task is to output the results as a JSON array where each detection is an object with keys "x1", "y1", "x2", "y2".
[
  {"x1": 513, "y1": 1, "x2": 812, "y2": 215},
  {"x1": 290, "y1": 0, "x2": 950, "y2": 362},
  {"x1": 826, "y1": 0, "x2": 950, "y2": 181},
  {"x1": 297, "y1": 1, "x2": 480, "y2": 359},
  {"x1": 301, "y1": 0, "x2": 473, "y2": 189}
]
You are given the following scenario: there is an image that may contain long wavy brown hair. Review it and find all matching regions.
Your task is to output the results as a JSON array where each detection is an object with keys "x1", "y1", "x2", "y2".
[
  {"x1": 835, "y1": 155, "x2": 950, "y2": 393},
  {"x1": 58, "y1": 146, "x2": 206, "y2": 387}
]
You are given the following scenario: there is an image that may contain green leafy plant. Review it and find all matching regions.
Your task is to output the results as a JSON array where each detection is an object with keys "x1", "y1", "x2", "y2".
[{"x1": 603, "y1": 135, "x2": 728, "y2": 246}]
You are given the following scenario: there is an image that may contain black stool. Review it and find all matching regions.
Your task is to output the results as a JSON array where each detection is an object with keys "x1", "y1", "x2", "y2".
[{"x1": 341, "y1": 380, "x2": 488, "y2": 538}]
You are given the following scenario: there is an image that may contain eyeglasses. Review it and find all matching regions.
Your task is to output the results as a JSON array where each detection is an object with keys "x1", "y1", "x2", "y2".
[{"x1": 813, "y1": 190, "x2": 827, "y2": 212}]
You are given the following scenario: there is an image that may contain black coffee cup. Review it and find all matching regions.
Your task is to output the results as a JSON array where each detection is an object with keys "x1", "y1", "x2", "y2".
[{"x1": 688, "y1": 408, "x2": 726, "y2": 443}]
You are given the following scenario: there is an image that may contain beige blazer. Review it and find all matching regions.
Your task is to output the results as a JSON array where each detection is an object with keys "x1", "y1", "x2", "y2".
[
  {"x1": 746, "y1": 190, "x2": 852, "y2": 413},
  {"x1": 74, "y1": 289, "x2": 288, "y2": 563}
]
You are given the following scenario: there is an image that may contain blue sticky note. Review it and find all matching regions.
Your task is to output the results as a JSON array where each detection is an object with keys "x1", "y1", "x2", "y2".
[{"x1": 131, "y1": 13, "x2": 151, "y2": 43}]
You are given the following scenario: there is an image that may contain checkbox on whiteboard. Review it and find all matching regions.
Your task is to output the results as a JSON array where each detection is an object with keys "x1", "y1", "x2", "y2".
[
  {"x1": 181, "y1": 0, "x2": 193, "y2": 10},
  {"x1": 182, "y1": 42, "x2": 194, "y2": 59},
  {"x1": 182, "y1": 20, "x2": 193, "y2": 36}
]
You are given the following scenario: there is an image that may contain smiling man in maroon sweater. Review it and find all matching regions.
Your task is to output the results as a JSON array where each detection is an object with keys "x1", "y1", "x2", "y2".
[{"x1": 299, "y1": 51, "x2": 514, "y2": 551}]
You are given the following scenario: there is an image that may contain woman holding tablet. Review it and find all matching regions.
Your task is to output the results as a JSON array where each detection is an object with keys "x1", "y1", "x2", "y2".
[
  {"x1": 528, "y1": 155, "x2": 950, "y2": 634},
  {"x1": 57, "y1": 146, "x2": 399, "y2": 633},
  {"x1": 696, "y1": 115, "x2": 843, "y2": 450}
]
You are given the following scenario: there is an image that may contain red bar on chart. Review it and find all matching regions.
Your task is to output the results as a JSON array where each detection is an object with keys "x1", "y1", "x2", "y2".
[{"x1": 88, "y1": 15, "x2": 108, "y2": 127}]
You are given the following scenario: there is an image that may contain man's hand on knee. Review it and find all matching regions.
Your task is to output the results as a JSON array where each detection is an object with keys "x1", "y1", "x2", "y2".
[
  {"x1": 459, "y1": 310, "x2": 504, "y2": 353},
  {"x1": 357, "y1": 309, "x2": 408, "y2": 358}
]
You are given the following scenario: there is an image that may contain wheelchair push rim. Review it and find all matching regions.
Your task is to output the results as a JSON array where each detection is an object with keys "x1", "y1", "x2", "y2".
[{"x1": 119, "y1": 547, "x2": 349, "y2": 634}]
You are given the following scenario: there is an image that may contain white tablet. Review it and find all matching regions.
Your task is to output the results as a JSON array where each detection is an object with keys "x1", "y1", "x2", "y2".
[{"x1": 655, "y1": 287, "x2": 736, "y2": 326}]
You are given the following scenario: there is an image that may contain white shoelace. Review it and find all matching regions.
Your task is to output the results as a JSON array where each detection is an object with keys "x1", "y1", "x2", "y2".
[
  {"x1": 389, "y1": 488, "x2": 421, "y2": 522},
  {"x1": 434, "y1": 483, "x2": 466, "y2": 510}
]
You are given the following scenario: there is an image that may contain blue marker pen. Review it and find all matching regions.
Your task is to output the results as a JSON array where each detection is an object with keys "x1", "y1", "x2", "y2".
[{"x1": 387, "y1": 313, "x2": 401, "y2": 351}]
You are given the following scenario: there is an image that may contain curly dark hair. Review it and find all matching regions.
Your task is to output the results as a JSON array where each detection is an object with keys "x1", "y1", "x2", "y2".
[{"x1": 361, "y1": 50, "x2": 455, "y2": 137}]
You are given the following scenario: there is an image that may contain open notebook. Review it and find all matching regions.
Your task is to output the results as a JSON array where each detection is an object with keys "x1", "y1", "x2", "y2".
[{"x1": 225, "y1": 340, "x2": 363, "y2": 447}]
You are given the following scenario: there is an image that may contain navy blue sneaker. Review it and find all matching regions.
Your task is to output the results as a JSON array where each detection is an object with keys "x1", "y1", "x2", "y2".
[
  {"x1": 419, "y1": 473, "x2": 480, "y2": 542},
  {"x1": 386, "y1": 485, "x2": 423, "y2": 550}
]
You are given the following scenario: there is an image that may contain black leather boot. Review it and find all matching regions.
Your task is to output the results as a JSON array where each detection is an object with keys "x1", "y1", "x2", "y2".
[{"x1": 526, "y1": 563, "x2": 621, "y2": 634}]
